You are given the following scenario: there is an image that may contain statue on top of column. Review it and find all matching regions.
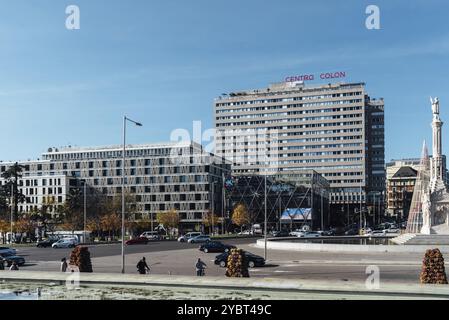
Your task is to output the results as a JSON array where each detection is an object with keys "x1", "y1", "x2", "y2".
[{"x1": 431, "y1": 97, "x2": 440, "y2": 116}]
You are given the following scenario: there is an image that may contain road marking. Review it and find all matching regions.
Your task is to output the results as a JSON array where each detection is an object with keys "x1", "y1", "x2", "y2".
[{"x1": 275, "y1": 260, "x2": 420, "y2": 266}]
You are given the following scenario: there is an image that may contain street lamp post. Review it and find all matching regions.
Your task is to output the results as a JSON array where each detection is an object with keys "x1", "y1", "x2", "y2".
[
  {"x1": 264, "y1": 174, "x2": 267, "y2": 261},
  {"x1": 10, "y1": 183, "x2": 13, "y2": 244},
  {"x1": 321, "y1": 190, "x2": 324, "y2": 231},
  {"x1": 151, "y1": 212, "x2": 153, "y2": 233},
  {"x1": 360, "y1": 178, "x2": 363, "y2": 231},
  {"x1": 211, "y1": 181, "x2": 215, "y2": 235},
  {"x1": 222, "y1": 172, "x2": 225, "y2": 235},
  {"x1": 121, "y1": 116, "x2": 143, "y2": 274},
  {"x1": 279, "y1": 190, "x2": 282, "y2": 232},
  {"x1": 83, "y1": 181, "x2": 87, "y2": 244}
]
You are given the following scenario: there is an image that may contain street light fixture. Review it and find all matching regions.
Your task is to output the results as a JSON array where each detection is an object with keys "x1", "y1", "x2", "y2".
[
  {"x1": 264, "y1": 174, "x2": 267, "y2": 261},
  {"x1": 81, "y1": 180, "x2": 87, "y2": 244},
  {"x1": 121, "y1": 116, "x2": 143, "y2": 274},
  {"x1": 10, "y1": 183, "x2": 13, "y2": 244},
  {"x1": 210, "y1": 181, "x2": 217, "y2": 235}
]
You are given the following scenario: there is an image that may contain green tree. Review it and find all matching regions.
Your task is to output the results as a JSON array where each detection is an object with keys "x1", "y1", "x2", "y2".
[
  {"x1": 29, "y1": 196, "x2": 56, "y2": 238},
  {"x1": 156, "y1": 209, "x2": 179, "y2": 239},
  {"x1": 100, "y1": 213, "x2": 121, "y2": 240},
  {"x1": 86, "y1": 217, "x2": 102, "y2": 239},
  {"x1": 61, "y1": 189, "x2": 84, "y2": 233},
  {"x1": 0, "y1": 219, "x2": 10, "y2": 244},
  {"x1": 61, "y1": 187, "x2": 93, "y2": 232},
  {"x1": 13, "y1": 218, "x2": 35, "y2": 243},
  {"x1": 232, "y1": 204, "x2": 250, "y2": 232},
  {"x1": 0, "y1": 188, "x2": 8, "y2": 217},
  {"x1": 203, "y1": 211, "x2": 221, "y2": 235},
  {"x1": 1, "y1": 162, "x2": 26, "y2": 219}
]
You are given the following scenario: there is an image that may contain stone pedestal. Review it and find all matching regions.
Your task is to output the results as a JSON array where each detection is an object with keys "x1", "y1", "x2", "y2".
[{"x1": 421, "y1": 225, "x2": 431, "y2": 235}]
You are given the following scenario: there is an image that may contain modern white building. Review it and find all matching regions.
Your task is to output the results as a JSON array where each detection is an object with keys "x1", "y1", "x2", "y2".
[{"x1": 0, "y1": 141, "x2": 231, "y2": 230}]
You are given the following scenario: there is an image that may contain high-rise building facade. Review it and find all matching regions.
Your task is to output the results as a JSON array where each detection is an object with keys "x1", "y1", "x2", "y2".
[
  {"x1": 214, "y1": 81, "x2": 385, "y2": 222},
  {"x1": 386, "y1": 166, "x2": 417, "y2": 220},
  {"x1": 0, "y1": 141, "x2": 231, "y2": 231}
]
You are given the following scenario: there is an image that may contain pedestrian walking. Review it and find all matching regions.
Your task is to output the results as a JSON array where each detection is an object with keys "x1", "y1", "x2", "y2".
[
  {"x1": 195, "y1": 258, "x2": 207, "y2": 276},
  {"x1": 60, "y1": 257, "x2": 68, "y2": 272},
  {"x1": 0, "y1": 258, "x2": 5, "y2": 271},
  {"x1": 9, "y1": 261, "x2": 19, "y2": 271},
  {"x1": 136, "y1": 257, "x2": 150, "y2": 275}
]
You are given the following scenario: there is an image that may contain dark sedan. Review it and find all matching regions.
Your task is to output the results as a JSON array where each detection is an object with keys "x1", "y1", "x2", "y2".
[
  {"x1": 270, "y1": 230, "x2": 290, "y2": 238},
  {"x1": 214, "y1": 251, "x2": 265, "y2": 268},
  {"x1": 345, "y1": 228, "x2": 359, "y2": 236},
  {"x1": 125, "y1": 237, "x2": 149, "y2": 245},
  {"x1": 37, "y1": 238, "x2": 58, "y2": 248},
  {"x1": 199, "y1": 241, "x2": 236, "y2": 253},
  {"x1": 0, "y1": 253, "x2": 25, "y2": 267}
]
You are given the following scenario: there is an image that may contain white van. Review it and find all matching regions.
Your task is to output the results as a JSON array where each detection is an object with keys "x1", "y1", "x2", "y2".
[
  {"x1": 52, "y1": 238, "x2": 78, "y2": 248},
  {"x1": 140, "y1": 231, "x2": 161, "y2": 241},
  {"x1": 251, "y1": 224, "x2": 263, "y2": 235},
  {"x1": 178, "y1": 232, "x2": 202, "y2": 242}
]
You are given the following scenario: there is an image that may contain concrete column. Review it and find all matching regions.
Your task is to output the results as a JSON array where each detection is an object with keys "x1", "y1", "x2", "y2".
[{"x1": 432, "y1": 119, "x2": 444, "y2": 180}]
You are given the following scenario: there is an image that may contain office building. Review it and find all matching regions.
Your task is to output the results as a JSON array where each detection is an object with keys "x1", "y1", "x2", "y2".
[
  {"x1": 214, "y1": 80, "x2": 385, "y2": 223},
  {"x1": 0, "y1": 141, "x2": 231, "y2": 231}
]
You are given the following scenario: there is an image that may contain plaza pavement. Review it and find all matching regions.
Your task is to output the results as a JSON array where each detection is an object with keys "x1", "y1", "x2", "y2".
[{"x1": 19, "y1": 242, "x2": 427, "y2": 284}]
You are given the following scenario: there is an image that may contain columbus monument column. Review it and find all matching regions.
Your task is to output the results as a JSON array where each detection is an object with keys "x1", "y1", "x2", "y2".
[
  {"x1": 421, "y1": 97, "x2": 449, "y2": 235},
  {"x1": 396, "y1": 97, "x2": 449, "y2": 241},
  {"x1": 431, "y1": 97, "x2": 444, "y2": 181}
]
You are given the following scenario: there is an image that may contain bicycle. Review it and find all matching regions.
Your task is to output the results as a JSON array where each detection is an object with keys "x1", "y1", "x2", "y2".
[{"x1": 197, "y1": 268, "x2": 206, "y2": 276}]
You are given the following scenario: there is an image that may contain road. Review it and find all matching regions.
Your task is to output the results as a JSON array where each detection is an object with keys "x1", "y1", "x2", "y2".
[
  {"x1": 16, "y1": 238, "x2": 256, "y2": 261},
  {"x1": 11, "y1": 238, "x2": 426, "y2": 284}
]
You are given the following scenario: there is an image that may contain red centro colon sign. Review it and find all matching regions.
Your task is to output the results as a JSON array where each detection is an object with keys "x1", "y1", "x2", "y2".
[
  {"x1": 285, "y1": 74, "x2": 314, "y2": 82},
  {"x1": 285, "y1": 71, "x2": 346, "y2": 82},
  {"x1": 320, "y1": 71, "x2": 346, "y2": 79}
]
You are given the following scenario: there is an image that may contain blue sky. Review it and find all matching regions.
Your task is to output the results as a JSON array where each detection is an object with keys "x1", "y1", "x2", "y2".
[{"x1": 0, "y1": 0, "x2": 448, "y2": 162}]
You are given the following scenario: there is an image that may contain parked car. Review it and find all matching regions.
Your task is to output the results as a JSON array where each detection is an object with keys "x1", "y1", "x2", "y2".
[
  {"x1": 214, "y1": 251, "x2": 265, "y2": 268},
  {"x1": 289, "y1": 230, "x2": 306, "y2": 237},
  {"x1": 140, "y1": 231, "x2": 161, "y2": 241},
  {"x1": 125, "y1": 237, "x2": 149, "y2": 245},
  {"x1": 0, "y1": 253, "x2": 25, "y2": 267},
  {"x1": 251, "y1": 224, "x2": 263, "y2": 235},
  {"x1": 270, "y1": 230, "x2": 290, "y2": 238},
  {"x1": 344, "y1": 228, "x2": 359, "y2": 236},
  {"x1": 368, "y1": 229, "x2": 386, "y2": 236},
  {"x1": 384, "y1": 227, "x2": 400, "y2": 234},
  {"x1": 329, "y1": 227, "x2": 346, "y2": 236},
  {"x1": 188, "y1": 235, "x2": 211, "y2": 244},
  {"x1": 237, "y1": 230, "x2": 252, "y2": 235},
  {"x1": 318, "y1": 230, "x2": 334, "y2": 236},
  {"x1": 52, "y1": 238, "x2": 78, "y2": 248},
  {"x1": 0, "y1": 247, "x2": 17, "y2": 256},
  {"x1": 36, "y1": 238, "x2": 58, "y2": 248},
  {"x1": 178, "y1": 232, "x2": 202, "y2": 242},
  {"x1": 199, "y1": 241, "x2": 236, "y2": 253},
  {"x1": 303, "y1": 231, "x2": 321, "y2": 238}
]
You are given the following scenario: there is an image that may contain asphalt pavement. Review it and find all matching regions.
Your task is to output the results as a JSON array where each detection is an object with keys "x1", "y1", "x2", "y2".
[
  {"x1": 14, "y1": 237, "x2": 255, "y2": 262},
  {"x1": 8, "y1": 238, "x2": 427, "y2": 284}
]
